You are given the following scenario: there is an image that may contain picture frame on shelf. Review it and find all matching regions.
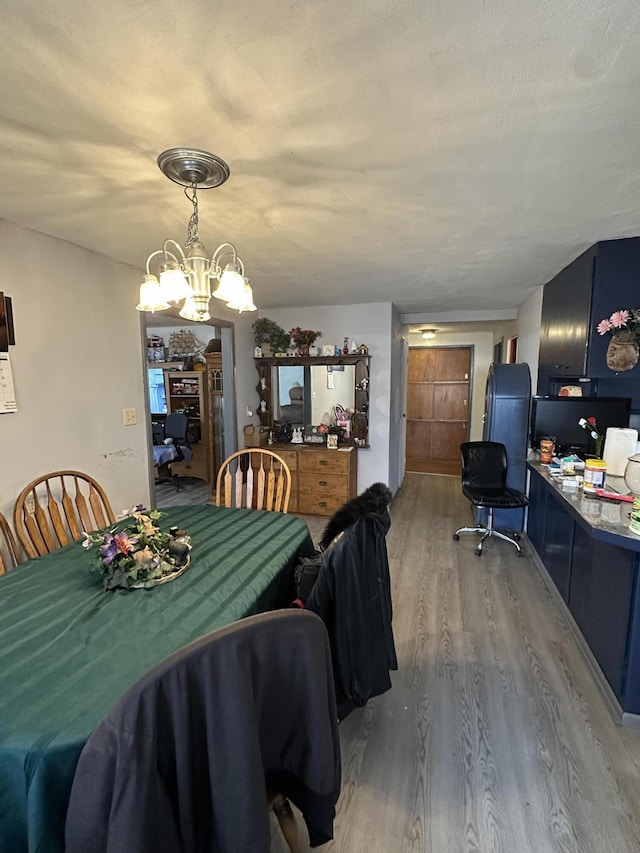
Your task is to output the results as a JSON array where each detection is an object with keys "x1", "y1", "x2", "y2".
[{"x1": 322, "y1": 344, "x2": 335, "y2": 357}]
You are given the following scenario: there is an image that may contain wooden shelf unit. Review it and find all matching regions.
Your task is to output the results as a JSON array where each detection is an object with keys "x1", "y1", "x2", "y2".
[{"x1": 164, "y1": 370, "x2": 210, "y2": 483}]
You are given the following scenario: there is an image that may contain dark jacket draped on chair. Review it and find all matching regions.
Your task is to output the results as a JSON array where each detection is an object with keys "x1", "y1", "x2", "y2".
[
  {"x1": 65, "y1": 610, "x2": 341, "y2": 853},
  {"x1": 306, "y1": 511, "x2": 398, "y2": 721}
]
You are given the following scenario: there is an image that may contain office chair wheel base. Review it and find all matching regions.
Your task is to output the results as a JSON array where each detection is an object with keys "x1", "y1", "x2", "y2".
[
  {"x1": 475, "y1": 547, "x2": 483, "y2": 557},
  {"x1": 452, "y1": 534, "x2": 460, "y2": 541}
]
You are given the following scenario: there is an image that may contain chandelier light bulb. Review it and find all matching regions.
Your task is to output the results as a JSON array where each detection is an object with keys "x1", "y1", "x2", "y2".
[
  {"x1": 136, "y1": 274, "x2": 171, "y2": 312},
  {"x1": 226, "y1": 279, "x2": 257, "y2": 313}
]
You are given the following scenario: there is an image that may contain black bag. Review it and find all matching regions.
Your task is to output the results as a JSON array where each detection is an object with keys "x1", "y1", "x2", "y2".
[{"x1": 294, "y1": 552, "x2": 323, "y2": 602}]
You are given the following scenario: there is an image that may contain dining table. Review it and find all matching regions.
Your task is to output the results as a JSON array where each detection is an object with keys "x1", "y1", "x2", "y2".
[{"x1": 0, "y1": 504, "x2": 314, "y2": 853}]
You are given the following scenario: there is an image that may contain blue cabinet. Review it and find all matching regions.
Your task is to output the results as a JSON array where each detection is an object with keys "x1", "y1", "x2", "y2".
[
  {"x1": 537, "y1": 236, "x2": 640, "y2": 401},
  {"x1": 526, "y1": 470, "x2": 547, "y2": 557},
  {"x1": 541, "y1": 490, "x2": 574, "y2": 603},
  {"x1": 569, "y1": 526, "x2": 635, "y2": 697},
  {"x1": 527, "y1": 464, "x2": 640, "y2": 712}
]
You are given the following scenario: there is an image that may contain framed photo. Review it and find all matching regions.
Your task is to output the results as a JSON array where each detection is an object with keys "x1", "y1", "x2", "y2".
[{"x1": 322, "y1": 344, "x2": 335, "y2": 357}]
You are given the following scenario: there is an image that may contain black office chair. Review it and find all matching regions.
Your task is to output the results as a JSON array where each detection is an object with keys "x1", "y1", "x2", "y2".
[
  {"x1": 452, "y1": 441, "x2": 528, "y2": 557},
  {"x1": 159, "y1": 411, "x2": 190, "y2": 492}
]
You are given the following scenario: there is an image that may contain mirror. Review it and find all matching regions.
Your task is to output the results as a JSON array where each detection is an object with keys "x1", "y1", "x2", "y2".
[
  {"x1": 273, "y1": 364, "x2": 355, "y2": 424},
  {"x1": 254, "y1": 355, "x2": 370, "y2": 446}
]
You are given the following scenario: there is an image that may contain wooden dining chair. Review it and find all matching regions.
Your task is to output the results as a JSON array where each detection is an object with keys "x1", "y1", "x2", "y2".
[
  {"x1": 0, "y1": 512, "x2": 21, "y2": 575},
  {"x1": 213, "y1": 449, "x2": 292, "y2": 512},
  {"x1": 14, "y1": 470, "x2": 115, "y2": 559}
]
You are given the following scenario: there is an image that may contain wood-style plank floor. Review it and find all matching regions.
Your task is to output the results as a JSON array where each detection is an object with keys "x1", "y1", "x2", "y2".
[{"x1": 270, "y1": 472, "x2": 640, "y2": 852}]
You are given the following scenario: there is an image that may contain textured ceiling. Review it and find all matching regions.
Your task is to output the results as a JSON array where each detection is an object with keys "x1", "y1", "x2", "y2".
[{"x1": 2, "y1": 0, "x2": 640, "y2": 313}]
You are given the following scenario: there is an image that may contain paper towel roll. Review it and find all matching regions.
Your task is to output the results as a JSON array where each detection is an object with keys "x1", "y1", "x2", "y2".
[{"x1": 603, "y1": 427, "x2": 639, "y2": 477}]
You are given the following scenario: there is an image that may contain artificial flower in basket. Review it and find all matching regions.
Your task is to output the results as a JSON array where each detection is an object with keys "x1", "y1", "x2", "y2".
[
  {"x1": 596, "y1": 309, "x2": 640, "y2": 372},
  {"x1": 82, "y1": 505, "x2": 191, "y2": 591},
  {"x1": 290, "y1": 327, "x2": 321, "y2": 355}
]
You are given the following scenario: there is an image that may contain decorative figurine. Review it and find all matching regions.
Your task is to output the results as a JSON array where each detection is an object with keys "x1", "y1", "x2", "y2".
[
  {"x1": 343, "y1": 337, "x2": 349, "y2": 355},
  {"x1": 357, "y1": 343, "x2": 369, "y2": 356},
  {"x1": 335, "y1": 345, "x2": 342, "y2": 356},
  {"x1": 349, "y1": 339, "x2": 358, "y2": 353},
  {"x1": 259, "y1": 399, "x2": 267, "y2": 413},
  {"x1": 260, "y1": 377, "x2": 267, "y2": 390}
]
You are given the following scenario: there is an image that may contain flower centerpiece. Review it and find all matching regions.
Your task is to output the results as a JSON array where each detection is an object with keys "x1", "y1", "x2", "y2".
[
  {"x1": 252, "y1": 317, "x2": 291, "y2": 356},
  {"x1": 290, "y1": 327, "x2": 321, "y2": 356},
  {"x1": 578, "y1": 416, "x2": 604, "y2": 458},
  {"x1": 82, "y1": 506, "x2": 191, "y2": 591},
  {"x1": 596, "y1": 309, "x2": 640, "y2": 372}
]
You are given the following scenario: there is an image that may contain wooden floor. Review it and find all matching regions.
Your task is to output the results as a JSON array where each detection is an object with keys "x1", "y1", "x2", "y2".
[
  {"x1": 270, "y1": 472, "x2": 640, "y2": 852},
  {"x1": 406, "y1": 458, "x2": 461, "y2": 476}
]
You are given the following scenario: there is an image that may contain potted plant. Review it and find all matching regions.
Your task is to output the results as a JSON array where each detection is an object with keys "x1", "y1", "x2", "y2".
[
  {"x1": 252, "y1": 318, "x2": 291, "y2": 356},
  {"x1": 596, "y1": 309, "x2": 640, "y2": 372},
  {"x1": 290, "y1": 327, "x2": 321, "y2": 357}
]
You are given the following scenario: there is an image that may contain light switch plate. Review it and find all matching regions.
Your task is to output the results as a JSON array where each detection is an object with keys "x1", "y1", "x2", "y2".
[{"x1": 123, "y1": 408, "x2": 137, "y2": 426}]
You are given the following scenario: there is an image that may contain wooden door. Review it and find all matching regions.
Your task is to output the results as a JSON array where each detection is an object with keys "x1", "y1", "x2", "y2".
[{"x1": 406, "y1": 347, "x2": 471, "y2": 475}]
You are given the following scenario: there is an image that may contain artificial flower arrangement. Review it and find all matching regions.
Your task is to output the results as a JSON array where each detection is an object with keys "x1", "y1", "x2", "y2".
[
  {"x1": 596, "y1": 308, "x2": 640, "y2": 339},
  {"x1": 596, "y1": 308, "x2": 640, "y2": 372},
  {"x1": 578, "y1": 417, "x2": 604, "y2": 456},
  {"x1": 82, "y1": 505, "x2": 191, "y2": 591},
  {"x1": 290, "y1": 327, "x2": 322, "y2": 347},
  {"x1": 251, "y1": 317, "x2": 291, "y2": 354}
]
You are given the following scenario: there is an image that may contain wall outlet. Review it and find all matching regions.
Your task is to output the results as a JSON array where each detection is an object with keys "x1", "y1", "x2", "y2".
[{"x1": 123, "y1": 408, "x2": 137, "y2": 426}]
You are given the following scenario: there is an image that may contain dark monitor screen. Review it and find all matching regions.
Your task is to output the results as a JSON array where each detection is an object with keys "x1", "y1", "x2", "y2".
[{"x1": 530, "y1": 396, "x2": 631, "y2": 455}]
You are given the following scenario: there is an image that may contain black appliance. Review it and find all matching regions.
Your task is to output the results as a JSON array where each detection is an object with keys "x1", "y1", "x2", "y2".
[{"x1": 529, "y1": 396, "x2": 631, "y2": 457}]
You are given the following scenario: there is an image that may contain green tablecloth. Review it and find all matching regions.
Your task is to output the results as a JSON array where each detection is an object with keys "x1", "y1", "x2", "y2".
[{"x1": 0, "y1": 505, "x2": 314, "y2": 853}]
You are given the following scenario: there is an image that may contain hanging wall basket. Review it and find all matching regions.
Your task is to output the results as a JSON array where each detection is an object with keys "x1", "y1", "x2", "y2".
[{"x1": 606, "y1": 331, "x2": 639, "y2": 372}]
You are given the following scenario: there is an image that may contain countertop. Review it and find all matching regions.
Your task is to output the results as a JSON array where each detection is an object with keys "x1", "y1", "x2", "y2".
[{"x1": 527, "y1": 458, "x2": 640, "y2": 552}]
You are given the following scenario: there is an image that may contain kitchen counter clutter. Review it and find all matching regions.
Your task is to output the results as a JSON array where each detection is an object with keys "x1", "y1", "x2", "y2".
[
  {"x1": 527, "y1": 460, "x2": 640, "y2": 722},
  {"x1": 529, "y1": 459, "x2": 640, "y2": 550}
]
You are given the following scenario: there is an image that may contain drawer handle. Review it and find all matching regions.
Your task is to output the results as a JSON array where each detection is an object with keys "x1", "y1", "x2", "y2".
[
  {"x1": 318, "y1": 501, "x2": 327, "y2": 507},
  {"x1": 319, "y1": 460, "x2": 328, "y2": 466},
  {"x1": 319, "y1": 480, "x2": 328, "y2": 486}
]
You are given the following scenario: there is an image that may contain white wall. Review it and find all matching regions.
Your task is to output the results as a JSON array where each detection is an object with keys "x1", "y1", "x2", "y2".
[
  {"x1": 517, "y1": 287, "x2": 543, "y2": 391},
  {"x1": 0, "y1": 219, "x2": 151, "y2": 521},
  {"x1": 261, "y1": 304, "x2": 393, "y2": 491},
  {"x1": 388, "y1": 306, "x2": 405, "y2": 492},
  {"x1": 406, "y1": 330, "x2": 494, "y2": 441}
]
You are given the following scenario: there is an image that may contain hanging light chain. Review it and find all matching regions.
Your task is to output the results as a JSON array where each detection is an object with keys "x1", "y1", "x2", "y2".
[{"x1": 185, "y1": 182, "x2": 199, "y2": 246}]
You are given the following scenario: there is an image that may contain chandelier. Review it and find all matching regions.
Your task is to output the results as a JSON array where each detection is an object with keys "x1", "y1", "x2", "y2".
[{"x1": 136, "y1": 148, "x2": 256, "y2": 321}]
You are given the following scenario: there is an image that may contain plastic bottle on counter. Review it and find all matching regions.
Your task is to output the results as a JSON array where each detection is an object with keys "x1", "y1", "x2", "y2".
[{"x1": 582, "y1": 459, "x2": 607, "y2": 494}]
